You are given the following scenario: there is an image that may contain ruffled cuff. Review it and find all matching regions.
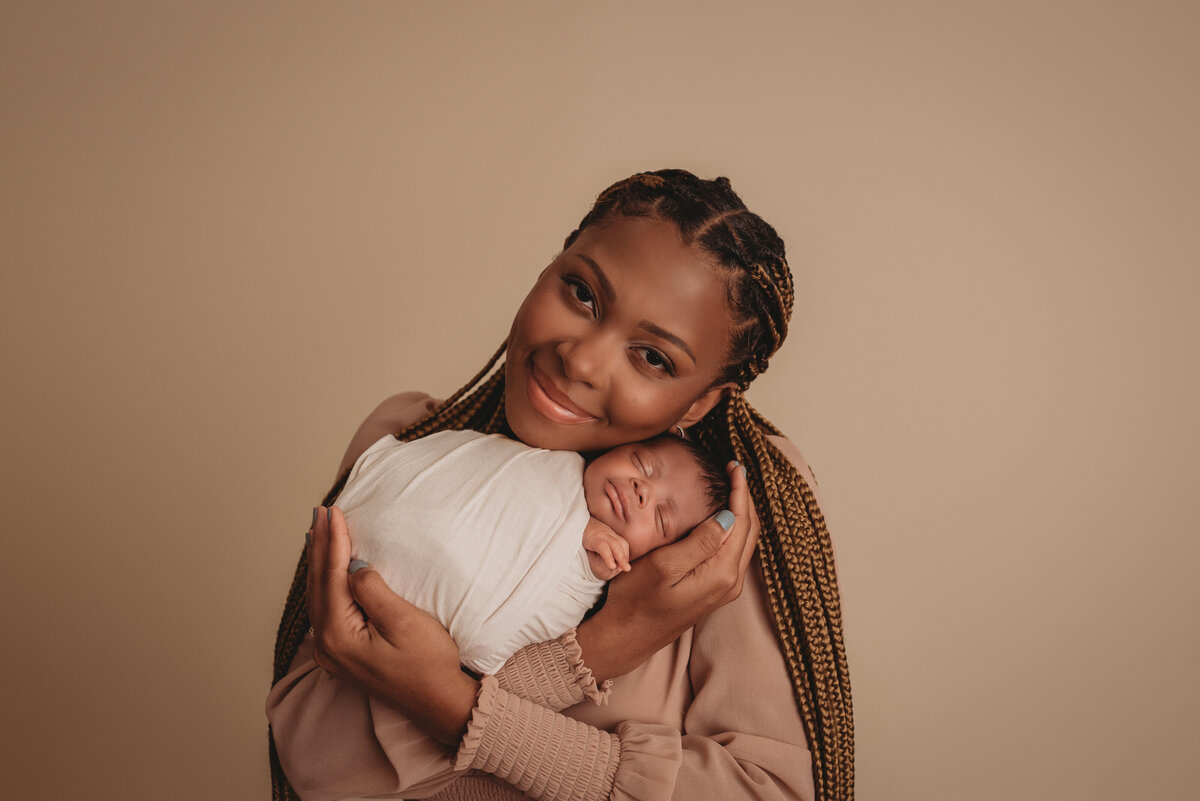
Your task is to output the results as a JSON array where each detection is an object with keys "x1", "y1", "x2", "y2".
[
  {"x1": 608, "y1": 722, "x2": 683, "y2": 801},
  {"x1": 455, "y1": 676, "x2": 621, "y2": 801},
  {"x1": 495, "y1": 627, "x2": 612, "y2": 710}
]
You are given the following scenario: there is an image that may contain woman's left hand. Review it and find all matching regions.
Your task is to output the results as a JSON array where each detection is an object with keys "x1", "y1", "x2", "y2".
[{"x1": 306, "y1": 505, "x2": 479, "y2": 745}]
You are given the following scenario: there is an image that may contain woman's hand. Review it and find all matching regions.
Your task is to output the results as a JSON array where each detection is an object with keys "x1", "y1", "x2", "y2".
[
  {"x1": 306, "y1": 505, "x2": 478, "y2": 745},
  {"x1": 576, "y1": 460, "x2": 761, "y2": 681}
]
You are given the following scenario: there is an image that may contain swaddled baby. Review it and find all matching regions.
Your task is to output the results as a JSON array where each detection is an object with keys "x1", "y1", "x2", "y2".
[{"x1": 338, "y1": 429, "x2": 728, "y2": 674}]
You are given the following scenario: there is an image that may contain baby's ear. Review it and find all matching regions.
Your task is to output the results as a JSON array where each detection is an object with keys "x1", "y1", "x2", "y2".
[{"x1": 678, "y1": 383, "x2": 734, "y2": 428}]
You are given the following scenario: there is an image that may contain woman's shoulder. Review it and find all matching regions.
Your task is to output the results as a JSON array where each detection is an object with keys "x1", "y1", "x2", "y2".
[
  {"x1": 766, "y1": 434, "x2": 824, "y2": 509},
  {"x1": 335, "y1": 392, "x2": 444, "y2": 478},
  {"x1": 370, "y1": 391, "x2": 444, "y2": 430}
]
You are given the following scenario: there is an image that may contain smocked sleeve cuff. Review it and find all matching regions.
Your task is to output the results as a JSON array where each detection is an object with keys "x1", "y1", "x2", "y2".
[
  {"x1": 608, "y1": 721, "x2": 683, "y2": 801},
  {"x1": 454, "y1": 676, "x2": 621, "y2": 801},
  {"x1": 495, "y1": 627, "x2": 612, "y2": 710}
]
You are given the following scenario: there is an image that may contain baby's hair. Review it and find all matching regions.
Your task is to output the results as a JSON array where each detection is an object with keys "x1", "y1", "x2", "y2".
[
  {"x1": 655, "y1": 434, "x2": 730, "y2": 524},
  {"x1": 270, "y1": 170, "x2": 854, "y2": 801}
]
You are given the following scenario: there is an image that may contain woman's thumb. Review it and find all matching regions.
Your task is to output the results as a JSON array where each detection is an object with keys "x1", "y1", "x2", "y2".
[{"x1": 347, "y1": 560, "x2": 409, "y2": 632}]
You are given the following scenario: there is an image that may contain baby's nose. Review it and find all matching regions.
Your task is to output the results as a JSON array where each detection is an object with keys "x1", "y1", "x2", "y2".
[{"x1": 631, "y1": 478, "x2": 648, "y2": 506}]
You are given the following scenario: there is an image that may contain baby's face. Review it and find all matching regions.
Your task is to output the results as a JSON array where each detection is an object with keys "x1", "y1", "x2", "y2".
[{"x1": 582, "y1": 439, "x2": 715, "y2": 562}]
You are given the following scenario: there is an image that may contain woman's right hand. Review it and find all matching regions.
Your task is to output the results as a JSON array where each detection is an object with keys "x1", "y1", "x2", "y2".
[{"x1": 576, "y1": 460, "x2": 761, "y2": 681}]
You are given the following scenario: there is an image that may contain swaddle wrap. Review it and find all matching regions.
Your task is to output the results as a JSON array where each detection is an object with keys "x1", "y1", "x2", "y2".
[{"x1": 337, "y1": 429, "x2": 603, "y2": 674}]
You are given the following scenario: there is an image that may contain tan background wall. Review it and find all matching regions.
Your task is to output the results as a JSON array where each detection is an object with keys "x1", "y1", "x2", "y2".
[{"x1": 2, "y1": 2, "x2": 1196, "y2": 799}]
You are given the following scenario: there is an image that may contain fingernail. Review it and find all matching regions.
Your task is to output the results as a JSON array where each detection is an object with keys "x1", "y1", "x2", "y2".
[
  {"x1": 732, "y1": 460, "x2": 740, "y2": 467},
  {"x1": 305, "y1": 531, "x2": 311, "y2": 546},
  {"x1": 715, "y1": 509, "x2": 735, "y2": 531},
  {"x1": 312, "y1": 507, "x2": 318, "y2": 527},
  {"x1": 349, "y1": 559, "x2": 370, "y2": 574},
  {"x1": 741, "y1": 465, "x2": 747, "y2": 479},
  {"x1": 327, "y1": 507, "x2": 333, "y2": 523}
]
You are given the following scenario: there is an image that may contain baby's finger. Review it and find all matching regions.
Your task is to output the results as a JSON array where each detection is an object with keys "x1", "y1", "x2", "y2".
[{"x1": 616, "y1": 540, "x2": 631, "y2": 571}]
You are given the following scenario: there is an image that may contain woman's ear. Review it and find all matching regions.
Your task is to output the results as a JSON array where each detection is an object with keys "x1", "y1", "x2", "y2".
[{"x1": 677, "y1": 383, "x2": 735, "y2": 428}]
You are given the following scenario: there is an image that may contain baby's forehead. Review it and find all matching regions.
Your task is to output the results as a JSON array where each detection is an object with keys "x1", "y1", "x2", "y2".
[
  {"x1": 643, "y1": 437, "x2": 700, "y2": 467},
  {"x1": 617, "y1": 436, "x2": 702, "y2": 473}
]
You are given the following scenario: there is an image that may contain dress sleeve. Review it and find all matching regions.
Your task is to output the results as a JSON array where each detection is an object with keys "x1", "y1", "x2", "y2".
[
  {"x1": 609, "y1": 562, "x2": 815, "y2": 801},
  {"x1": 452, "y1": 561, "x2": 815, "y2": 801},
  {"x1": 494, "y1": 627, "x2": 612, "y2": 709},
  {"x1": 266, "y1": 636, "x2": 463, "y2": 800},
  {"x1": 266, "y1": 628, "x2": 615, "y2": 800}
]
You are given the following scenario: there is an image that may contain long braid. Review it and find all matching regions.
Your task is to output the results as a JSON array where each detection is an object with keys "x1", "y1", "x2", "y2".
[
  {"x1": 691, "y1": 391, "x2": 854, "y2": 800},
  {"x1": 269, "y1": 170, "x2": 853, "y2": 801}
]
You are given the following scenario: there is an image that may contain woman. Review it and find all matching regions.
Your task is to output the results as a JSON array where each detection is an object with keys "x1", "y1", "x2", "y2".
[{"x1": 268, "y1": 170, "x2": 854, "y2": 801}]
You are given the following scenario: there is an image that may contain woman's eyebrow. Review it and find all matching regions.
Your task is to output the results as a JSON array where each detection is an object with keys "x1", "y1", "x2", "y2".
[{"x1": 639, "y1": 321, "x2": 696, "y2": 365}]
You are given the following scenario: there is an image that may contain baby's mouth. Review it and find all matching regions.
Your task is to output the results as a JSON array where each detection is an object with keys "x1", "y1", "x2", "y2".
[{"x1": 605, "y1": 481, "x2": 626, "y2": 521}]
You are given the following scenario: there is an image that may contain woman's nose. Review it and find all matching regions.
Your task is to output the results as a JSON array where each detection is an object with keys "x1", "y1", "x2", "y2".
[{"x1": 556, "y1": 333, "x2": 611, "y2": 389}]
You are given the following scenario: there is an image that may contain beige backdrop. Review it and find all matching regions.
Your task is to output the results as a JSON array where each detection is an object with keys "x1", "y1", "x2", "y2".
[{"x1": 2, "y1": 2, "x2": 1197, "y2": 799}]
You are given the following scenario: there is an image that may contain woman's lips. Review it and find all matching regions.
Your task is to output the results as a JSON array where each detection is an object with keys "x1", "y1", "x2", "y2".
[
  {"x1": 605, "y1": 481, "x2": 626, "y2": 521},
  {"x1": 526, "y1": 364, "x2": 598, "y2": 425}
]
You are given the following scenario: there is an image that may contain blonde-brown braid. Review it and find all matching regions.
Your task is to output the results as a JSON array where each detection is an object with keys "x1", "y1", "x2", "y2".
[{"x1": 689, "y1": 390, "x2": 853, "y2": 800}]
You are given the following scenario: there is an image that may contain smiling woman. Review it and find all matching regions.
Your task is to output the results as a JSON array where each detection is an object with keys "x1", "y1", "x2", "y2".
[{"x1": 268, "y1": 169, "x2": 853, "y2": 801}]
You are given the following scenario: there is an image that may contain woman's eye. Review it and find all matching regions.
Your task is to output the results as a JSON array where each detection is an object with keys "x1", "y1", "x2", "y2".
[
  {"x1": 564, "y1": 277, "x2": 596, "y2": 311},
  {"x1": 638, "y1": 347, "x2": 675, "y2": 375}
]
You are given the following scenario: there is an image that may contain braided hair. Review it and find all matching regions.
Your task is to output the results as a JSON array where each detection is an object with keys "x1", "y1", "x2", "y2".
[{"x1": 270, "y1": 169, "x2": 854, "y2": 801}]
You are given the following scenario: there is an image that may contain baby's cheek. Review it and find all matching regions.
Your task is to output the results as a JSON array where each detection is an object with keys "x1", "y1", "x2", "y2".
[{"x1": 627, "y1": 529, "x2": 654, "y2": 561}]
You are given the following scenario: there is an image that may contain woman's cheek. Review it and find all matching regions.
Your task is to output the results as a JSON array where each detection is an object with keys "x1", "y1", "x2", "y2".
[{"x1": 611, "y1": 384, "x2": 679, "y2": 431}]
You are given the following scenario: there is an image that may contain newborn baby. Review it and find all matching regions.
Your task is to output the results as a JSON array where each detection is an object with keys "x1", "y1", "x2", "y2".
[{"x1": 337, "y1": 429, "x2": 728, "y2": 674}]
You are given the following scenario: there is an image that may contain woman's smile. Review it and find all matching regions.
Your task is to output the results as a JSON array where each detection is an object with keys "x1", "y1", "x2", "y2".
[{"x1": 525, "y1": 362, "x2": 599, "y2": 425}]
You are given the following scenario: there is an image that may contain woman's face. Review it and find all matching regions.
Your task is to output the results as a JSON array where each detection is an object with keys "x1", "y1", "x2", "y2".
[{"x1": 505, "y1": 215, "x2": 734, "y2": 452}]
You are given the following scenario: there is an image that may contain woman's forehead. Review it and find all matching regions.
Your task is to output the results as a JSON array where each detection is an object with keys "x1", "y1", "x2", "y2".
[{"x1": 571, "y1": 215, "x2": 717, "y2": 283}]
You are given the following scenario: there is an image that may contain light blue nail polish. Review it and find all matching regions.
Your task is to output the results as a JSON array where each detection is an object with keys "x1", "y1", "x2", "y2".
[
  {"x1": 305, "y1": 531, "x2": 311, "y2": 546},
  {"x1": 327, "y1": 507, "x2": 333, "y2": 523},
  {"x1": 349, "y1": 559, "x2": 370, "y2": 574},
  {"x1": 715, "y1": 510, "x2": 735, "y2": 531},
  {"x1": 741, "y1": 465, "x2": 747, "y2": 479},
  {"x1": 312, "y1": 507, "x2": 318, "y2": 527}
]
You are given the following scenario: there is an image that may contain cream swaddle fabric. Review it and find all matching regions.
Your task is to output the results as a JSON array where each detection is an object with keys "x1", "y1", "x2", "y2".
[{"x1": 337, "y1": 429, "x2": 605, "y2": 674}]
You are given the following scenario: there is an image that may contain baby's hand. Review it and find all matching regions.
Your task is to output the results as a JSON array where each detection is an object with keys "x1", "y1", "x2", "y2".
[{"x1": 583, "y1": 518, "x2": 632, "y2": 578}]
